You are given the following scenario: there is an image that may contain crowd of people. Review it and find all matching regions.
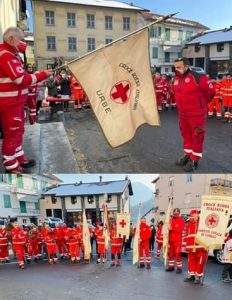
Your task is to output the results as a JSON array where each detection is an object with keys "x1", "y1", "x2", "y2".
[
  {"x1": 152, "y1": 71, "x2": 232, "y2": 123},
  {"x1": 0, "y1": 209, "x2": 231, "y2": 285}
]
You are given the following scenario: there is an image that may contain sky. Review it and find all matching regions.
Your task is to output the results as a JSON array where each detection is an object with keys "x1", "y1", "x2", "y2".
[
  {"x1": 56, "y1": 173, "x2": 158, "y2": 191},
  {"x1": 134, "y1": 0, "x2": 232, "y2": 29},
  {"x1": 27, "y1": 0, "x2": 232, "y2": 31}
]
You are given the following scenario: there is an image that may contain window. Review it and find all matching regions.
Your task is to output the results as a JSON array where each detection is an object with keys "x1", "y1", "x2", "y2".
[
  {"x1": 178, "y1": 52, "x2": 182, "y2": 58},
  {"x1": 158, "y1": 27, "x2": 162, "y2": 37},
  {"x1": 68, "y1": 37, "x2": 77, "y2": 52},
  {"x1": 123, "y1": 17, "x2": 130, "y2": 31},
  {"x1": 186, "y1": 31, "x2": 193, "y2": 41},
  {"x1": 17, "y1": 175, "x2": 24, "y2": 189},
  {"x1": 195, "y1": 45, "x2": 201, "y2": 53},
  {"x1": 7, "y1": 174, "x2": 13, "y2": 184},
  {"x1": 35, "y1": 202, "x2": 40, "y2": 211},
  {"x1": 67, "y1": 12, "x2": 76, "y2": 27},
  {"x1": 87, "y1": 195, "x2": 94, "y2": 204},
  {"x1": 45, "y1": 10, "x2": 55, "y2": 26},
  {"x1": 47, "y1": 36, "x2": 56, "y2": 51},
  {"x1": 105, "y1": 38, "x2": 113, "y2": 44},
  {"x1": 152, "y1": 47, "x2": 158, "y2": 59},
  {"x1": 217, "y1": 43, "x2": 224, "y2": 52},
  {"x1": 46, "y1": 209, "x2": 52, "y2": 217},
  {"x1": 0, "y1": 175, "x2": 3, "y2": 182},
  {"x1": 87, "y1": 14, "x2": 95, "y2": 28},
  {"x1": 71, "y1": 196, "x2": 77, "y2": 204},
  {"x1": 106, "y1": 194, "x2": 112, "y2": 203},
  {"x1": 165, "y1": 52, "x2": 170, "y2": 63},
  {"x1": 87, "y1": 37, "x2": 95, "y2": 52},
  {"x1": 19, "y1": 201, "x2": 27, "y2": 213},
  {"x1": 178, "y1": 30, "x2": 183, "y2": 41},
  {"x1": 32, "y1": 178, "x2": 38, "y2": 190},
  {"x1": 51, "y1": 196, "x2": 57, "y2": 204},
  {"x1": 165, "y1": 67, "x2": 169, "y2": 73},
  {"x1": 3, "y1": 194, "x2": 11, "y2": 208},
  {"x1": 165, "y1": 28, "x2": 170, "y2": 41},
  {"x1": 105, "y1": 16, "x2": 113, "y2": 30}
]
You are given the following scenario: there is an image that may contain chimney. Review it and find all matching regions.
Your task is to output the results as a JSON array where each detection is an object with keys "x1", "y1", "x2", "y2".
[{"x1": 99, "y1": 176, "x2": 102, "y2": 182}]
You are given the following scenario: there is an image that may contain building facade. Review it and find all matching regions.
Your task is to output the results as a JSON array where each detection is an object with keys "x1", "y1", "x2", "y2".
[
  {"x1": 154, "y1": 174, "x2": 232, "y2": 216},
  {"x1": 0, "y1": 0, "x2": 28, "y2": 41},
  {"x1": 32, "y1": 0, "x2": 144, "y2": 69},
  {"x1": 183, "y1": 27, "x2": 232, "y2": 77},
  {"x1": 41, "y1": 177, "x2": 133, "y2": 226},
  {"x1": 138, "y1": 12, "x2": 208, "y2": 74},
  {"x1": 0, "y1": 174, "x2": 62, "y2": 225}
]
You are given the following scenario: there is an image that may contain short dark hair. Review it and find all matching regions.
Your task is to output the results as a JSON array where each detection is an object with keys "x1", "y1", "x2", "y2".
[{"x1": 174, "y1": 57, "x2": 190, "y2": 66}]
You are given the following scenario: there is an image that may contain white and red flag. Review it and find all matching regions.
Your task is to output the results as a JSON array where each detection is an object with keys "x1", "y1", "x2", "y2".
[{"x1": 68, "y1": 28, "x2": 160, "y2": 147}]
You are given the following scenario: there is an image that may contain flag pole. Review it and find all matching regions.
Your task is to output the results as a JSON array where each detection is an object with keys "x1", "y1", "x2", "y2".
[{"x1": 55, "y1": 12, "x2": 179, "y2": 70}]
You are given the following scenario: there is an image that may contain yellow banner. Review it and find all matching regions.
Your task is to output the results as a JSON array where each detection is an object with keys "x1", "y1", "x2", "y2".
[
  {"x1": 82, "y1": 210, "x2": 91, "y2": 260},
  {"x1": 162, "y1": 200, "x2": 173, "y2": 266},
  {"x1": 196, "y1": 195, "x2": 232, "y2": 249},
  {"x1": 68, "y1": 29, "x2": 160, "y2": 147}
]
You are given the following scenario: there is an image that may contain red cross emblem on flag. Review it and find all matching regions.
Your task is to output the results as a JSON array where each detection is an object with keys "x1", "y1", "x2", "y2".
[
  {"x1": 119, "y1": 219, "x2": 127, "y2": 228},
  {"x1": 110, "y1": 80, "x2": 131, "y2": 104},
  {"x1": 205, "y1": 213, "x2": 219, "y2": 228}
]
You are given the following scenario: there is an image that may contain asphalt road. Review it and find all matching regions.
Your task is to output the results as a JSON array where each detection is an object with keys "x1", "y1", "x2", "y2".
[
  {"x1": 64, "y1": 108, "x2": 232, "y2": 173},
  {"x1": 0, "y1": 252, "x2": 230, "y2": 300}
]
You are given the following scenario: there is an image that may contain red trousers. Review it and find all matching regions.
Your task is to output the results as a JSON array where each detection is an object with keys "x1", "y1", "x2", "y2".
[
  {"x1": 28, "y1": 241, "x2": 40, "y2": 258},
  {"x1": 156, "y1": 242, "x2": 162, "y2": 257},
  {"x1": 168, "y1": 241, "x2": 182, "y2": 269},
  {"x1": 187, "y1": 249, "x2": 208, "y2": 277},
  {"x1": 179, "y1": 114, "x2": 206, "y2": 161},
  {"x1": 46, "y1": 242, "x2": 57, "y2": 256},
  {"x1": 139, "y1": 240, "x2": 151, "y2": 264},
  {"x1": 56, "y1": 239, "x2": 67, "y2": 256},
  {"x1": 13, "y1": 243, "x2": 25, "y2": 266},
  {"x1": 0, "y1": 99, "x2": 25, "y2": 170},
  {"x1": 0, "y1": 244, "x2": 9, "y2": 260},
  {"x1": 208, "y1": 98, "x2": 222, "y2": 117},
  {"x1": 67, "y1": 241, "x2": 80, "y2": 259}
]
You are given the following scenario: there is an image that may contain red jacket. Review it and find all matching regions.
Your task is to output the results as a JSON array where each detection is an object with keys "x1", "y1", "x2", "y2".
[
  {"x1": 156, "y1": 224, "x2": 163, "y2": 245},
  {"x1": 140, "y1": 223, "x2": 151, "y2": 242},
  {"x1": 0, "y1": 228, "x2": 8, "y2": 246},
  {"x1": 169, "y1": 216, "x2": 185, "y2": 244},
  {"x1": 110, "y1": 228, "x2": 123, "y2": 255},
  {"x1": 0, "y1": 42, "x2": 48, "y2": 102},
  {"x1": 185, "y1": 219, "x2": 205, "y2": 252},
  {"x1": 173, "y1": 70, "x2": 215, "y2": 116}
]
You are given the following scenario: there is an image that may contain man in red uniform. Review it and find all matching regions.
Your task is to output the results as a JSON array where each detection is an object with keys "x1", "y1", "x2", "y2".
[
  {"x1": 95, "y1": 223, "x2": 106, "y2": 264},
  {"x1": 66, "y1": 227, "x2": 79, "y2": 263},
  {"x1": 26, "y1": 64, "x2": 38, "y2": 125},
  {"x1": 11, "y1": 223, "x2": 26, "y2": 269},
  {"x1": 0, "y1": 224, "x2": 9, "y2": 263},
  {"x1": 153, "y1": 73, "x2": 166, "y2": 112},
  {"x1": 43, "y1": 226, "x2": 58, "y2": 264},
  {"x1": 110, "y1": 223, "x2": 123, "y2": 267},
  {"x1": 55, "y1": 223, "x2": 68, "y2": 259},
  {"x1": 173, "y1": 58, "x2": 215, "y2": 172},
  {"x1": 139, "y1": 218, "x2": 152, "y2": 269},
  {"x1": 0, "y1": 27, "x2": 52, "y2": 172},
  {"x1": 155, "y1": 221, "x2": 163, "y2": 258},
  {"x1": 166, "y1": 208, "x2": 185, "y2": 273},
  {"x1": 208, "y1": 79, "x2": 222, "y2": 119},
  {"x1": 184, "y1": 209, "x2": 208, "y2": 284},
  {"x1": 221, "y1": 74, "x2": 232, "y2": 122},
  {"x1": 27, "y1": 226, "x2": 41, "y2": 261}
]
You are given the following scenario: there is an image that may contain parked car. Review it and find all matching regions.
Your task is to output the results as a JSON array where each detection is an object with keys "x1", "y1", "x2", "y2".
[
  {"x1": 0, "y1": 218, "x2": 6, "y2": 226},
  {"x1": 44, "y1": 217, "x2": 63, "y2": 228},
  {"x1": 189, "y1": 66, "x2": 206, "y2": 74}
]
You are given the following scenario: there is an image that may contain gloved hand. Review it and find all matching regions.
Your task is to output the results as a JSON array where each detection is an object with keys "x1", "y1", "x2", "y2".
[{"x1": 29, "y1": 109, "x2": 37, "y2": 125}]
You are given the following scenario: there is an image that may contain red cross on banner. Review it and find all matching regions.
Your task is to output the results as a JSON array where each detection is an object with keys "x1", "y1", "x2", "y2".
[{"x1": 117, "y1": 213, "x2": 130, "y2": 239}]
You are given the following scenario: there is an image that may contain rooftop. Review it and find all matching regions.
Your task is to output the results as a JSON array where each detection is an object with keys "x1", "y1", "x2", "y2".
[
  {"x1": 41, "y1": 0, "x2": 145, "y2": 11},
  {"x1": 43, "y1": 179, "x2": 133, "y2": 196},
  {"x1": 187, "y1": 27, "x2": 232, "y2": 45},
  {"x1": 141, "y1": 12, "x2": 208, "y2": 30}
]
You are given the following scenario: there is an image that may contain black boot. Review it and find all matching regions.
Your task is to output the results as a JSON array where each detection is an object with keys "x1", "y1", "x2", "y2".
[
  {"x1": 184, "y1": 276, "x2": 195, "y2": 282},
  {"x1": 165, "y1": 267, "x2": 175, "y2": 272},
  {"x1": 183, "y1": 160, "x2": 198, "y2": 172},
  {"x1": 176, "y1": 268, "x2": 182, "y2": 274},
  {"x1": 175, "y1": 155, "x2": 190, "y2": 167}
]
